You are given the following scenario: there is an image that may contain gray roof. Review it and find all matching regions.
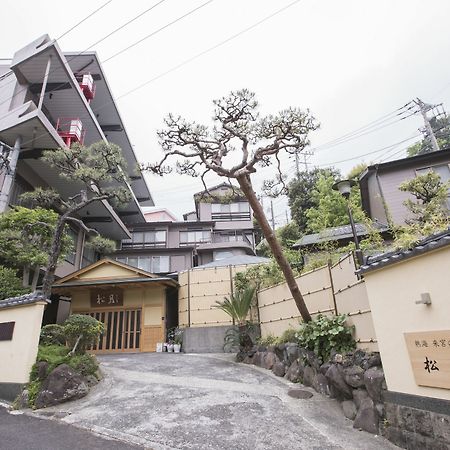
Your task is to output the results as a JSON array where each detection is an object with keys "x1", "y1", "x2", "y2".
[
  {"x1": 358, "y1": 228, "x2": 450, "y2": 274},
  {"x1": 0, "y1": 291, "x2": 48, "y2": 309},
  {"x1": 53, "y1": 277, "x2": 178, "y2": 288},
  {"x1": 293, "y1": 223, "x2": 388, "y2": 248},
  {"x1": 194, "y1": 255, "x2": 270, "y2": 269}
]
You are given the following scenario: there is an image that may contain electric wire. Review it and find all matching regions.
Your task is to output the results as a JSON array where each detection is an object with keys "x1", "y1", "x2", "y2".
[{"x1": 102, "y1": 0, "x2": 215, "y2": 64}]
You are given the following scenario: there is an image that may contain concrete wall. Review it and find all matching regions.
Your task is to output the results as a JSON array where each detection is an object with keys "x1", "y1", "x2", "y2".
[
  {"x1": 258, "y1": 253, "x2": 378, "y2": 352},
  {"x1": 363, "y1": 246, "x2": 450, "y2": 401},
  {"x1": 183, "y1": 325, "x2": 234, "y2": 353},
  {"x1": 0, "y1": 301, "x2": 46, "y2": 400}
]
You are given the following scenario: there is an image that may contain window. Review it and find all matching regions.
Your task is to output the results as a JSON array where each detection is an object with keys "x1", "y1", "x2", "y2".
[
  {"x1": 115, "y1": 256, "x2": 170, "y2": 273},
  {"x1": 211, "y1": 202, "x2": 251, "y2": 221},
  {"x1": 122, "y1": 230, "x2": 167, "y2": 249},
  {"x1": 81, "y1": 243, "x2": 97, "y2": 268},
  {"x1": 179, "y1": 230, "x2": 211, "y2": 246}
]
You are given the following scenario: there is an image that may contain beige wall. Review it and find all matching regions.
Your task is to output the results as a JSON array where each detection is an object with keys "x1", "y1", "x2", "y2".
[
  {"x1": 364, "y1": 247, "x2": 450, "y2": 401},
  {"x1": 0, "y1": 302, "x2": 46, "y2": 384},
  {"x1": 259, "y1": 253, "x2": 378, "y2": 352}
]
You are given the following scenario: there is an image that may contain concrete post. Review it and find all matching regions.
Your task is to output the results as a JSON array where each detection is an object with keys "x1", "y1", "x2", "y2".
[
  {"x1": 0, "y1": 136, "x2": 22, "y2": 212},
  {"x1": 38, "y1": 55, "x2": 52, "y2": 110}
]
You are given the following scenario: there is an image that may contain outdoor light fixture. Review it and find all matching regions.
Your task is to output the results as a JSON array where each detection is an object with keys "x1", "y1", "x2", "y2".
[{"x1": 332, "y1": 179, "x2": 364, "y2": 266}]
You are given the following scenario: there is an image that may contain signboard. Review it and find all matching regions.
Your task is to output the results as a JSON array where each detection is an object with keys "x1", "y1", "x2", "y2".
[
  {"x1": 90, "y1": 288, "x2": 123, "y2": 308},
  {"x1": 404, "y1": 330, "x2": 450, "y2": 390},
  {"x1": 0, "y1": 321, "x2": 15, "y2": 341}
]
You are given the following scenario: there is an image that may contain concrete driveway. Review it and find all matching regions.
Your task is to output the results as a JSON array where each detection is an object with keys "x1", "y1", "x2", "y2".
[{"x1": 33, "y1": 353, "x2": 398, "y2": 450}]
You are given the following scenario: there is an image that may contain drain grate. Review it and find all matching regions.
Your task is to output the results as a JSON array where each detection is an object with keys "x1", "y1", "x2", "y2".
[{"x1": 287, "y1": 389, "x2": 313, "y2": 399}]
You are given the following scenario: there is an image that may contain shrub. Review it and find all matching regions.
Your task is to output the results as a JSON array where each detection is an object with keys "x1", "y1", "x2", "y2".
[
  {"x1": 67, "y1": 353, "x2": 98, "y2": 377},
  {"x1": 0, "y1": 266, "x2": 30, "y2": 300},
  {"x1": 257, "y1": 334, "x2": 279, "y2": 347},
  {"x1": 279, "y1": 328, "x2": 298, "y2": 344},
  {"x1": 295, "y1": 314, "x2": 355, "y2": 363},
  {"x1": 62, "y1": 314, "x2": 105, "y2": 354},
  {"x1": 27, "y1": 379, "x2": 42, "y2": 409},
  {"x1": 30, "y1": 344, "x2": 70, "y2": 380},
  {"x1": 40, "y1": 324, "x2": 65, "y2": 346}
]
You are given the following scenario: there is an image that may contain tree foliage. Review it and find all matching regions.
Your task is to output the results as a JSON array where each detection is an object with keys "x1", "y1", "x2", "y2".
[
  {"x1": 215, "y1": 286, "x2": 256, "y2": 326},
  {"x1": 287, "y1": 168, "x2": 339, "y2": 233},
  {"x1": 0, "y1": 207, "x2": 72, "y2": 284},
  {"x1": 407, "y1": 116, "x2": 450, "y2": 157},
  {"x1": 144, "y1": 89, "x2": 320, "y2": 323},
  {"x1": 63, "y1": 314, "x2": 105, "y2": 354},
  {"x1": 20, "y1": 142, "x2": 131, "y2": 298},
  {"x1": 0, "y1": 266, "x2": 30, "y2": 300},
  {"x1": 305, "y1": 172, "x2": 366, "y2": 233}
]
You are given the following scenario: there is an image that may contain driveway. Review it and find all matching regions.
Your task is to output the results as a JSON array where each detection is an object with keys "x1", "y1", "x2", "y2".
[{"x1": 32, "y1": 353, "x2": 398, "y2": 450}]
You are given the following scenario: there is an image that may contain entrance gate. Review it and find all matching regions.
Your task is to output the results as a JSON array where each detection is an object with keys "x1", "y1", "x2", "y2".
[{"x1": 82, "y1": 309, "x2": 141, "y2": 353}]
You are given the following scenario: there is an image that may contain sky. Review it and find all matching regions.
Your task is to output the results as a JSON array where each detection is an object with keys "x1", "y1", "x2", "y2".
[{"x1": 3, "y1": 0, "x2": 450, "y2": 225}]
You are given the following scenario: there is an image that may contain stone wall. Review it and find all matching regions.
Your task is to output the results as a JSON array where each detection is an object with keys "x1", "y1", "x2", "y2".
[{"x1": 242, "y1": 344, "x2": 450, "y2": 449}]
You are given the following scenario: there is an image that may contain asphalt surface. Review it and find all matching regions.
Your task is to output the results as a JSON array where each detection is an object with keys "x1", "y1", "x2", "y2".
[
  {"x1": 0, "y1": 405, "x2": 142, "y2": 450},
  {"x1": 27, "y1": 353, "x2": 399, "y2": 450}
]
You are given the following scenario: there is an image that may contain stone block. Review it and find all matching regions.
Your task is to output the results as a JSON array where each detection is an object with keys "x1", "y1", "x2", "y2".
[
  {"x1": 285, "y1": 344, "x2": 300, "y2": 365},
  {"x1": 285, "y1": 360, "x2": 303, "y2": 383},
  {"x1": 313, "y1": 373, "x2": 330, "y2": 396},
  {"x1": 432, "y1": 412, "x2": 450, "y2": 442},
  {"x1": 325, "y1": 364, "x2": 353, "y2": 400},
  {"x1": 353, "y1": 397, "x2": 379, "y2": 434},
  {"x1": 342, "y1": 400, "x2": 357, "y2": 420},
  {"x1": 302, "y1": 366, "x2": 315, "y2": 387},
  {"x1": 353, "y1": 388, "x2": 369, "y2": 410},
  {"x1": 364, "y1": 366, "x2": 385, "y2": 403},
  {"x1": 272, "y1": 361, "x2": 286, "y2": 377},
  {"x1": 381, "y1": 426, "x2": 407, "y2": 448},
  {"x1": 263, "y1": 352, "x2": 278, "y2": 370},
  {"x1": 343, "y1": 365, "x2": 365, "y2": 388},
  {"x1": 384, "y1": 402, "x2": 399, "y2": 428}
]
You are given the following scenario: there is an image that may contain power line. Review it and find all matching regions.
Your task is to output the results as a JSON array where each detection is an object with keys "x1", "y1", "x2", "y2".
[
  {"x1": 0, "y1": 0, "x2": 169, "y2": 113},
  {"x1": 56, "y1": 0, "x2": 114, "y2": 41},
  {"x1": 103, "y1": 0, "x2": 215, "y2": 63},
  {"x1": 115, "y1": 0, "x2": 303, "y2": 100}
]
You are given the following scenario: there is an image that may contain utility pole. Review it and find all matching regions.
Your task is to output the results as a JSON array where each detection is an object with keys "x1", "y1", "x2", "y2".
[
  {"x1": 294, "y1": 151, "x2": 300, "y2": 178},
  {"x1": 414, "y1": 98, "x2": 440, "y2": 152},
  {"x1": 285, "y1": 209, "x2": 289, "y2": 225}
]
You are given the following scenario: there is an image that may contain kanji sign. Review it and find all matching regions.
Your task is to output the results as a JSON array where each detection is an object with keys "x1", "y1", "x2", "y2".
[
  {"x1": 404, "y1": 330, "x2": 450, "y2": 390},
  {"x1": 90, "y1": 288, "x2": 123, "y2": 308}
]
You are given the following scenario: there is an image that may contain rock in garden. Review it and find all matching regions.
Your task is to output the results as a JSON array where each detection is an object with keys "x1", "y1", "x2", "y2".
[
  {"x1": 272, "y1": 361, "x2": 286, "y2": 377},
  {"x1": 274, "y1": 343, "x2": 286, "y2": 362},
  {"x1": 302, "y1": 366, "x2": 315, "y2": 387},
  {"x1": 263, "y1": 352, "x2": 278, "y2": 370},
  {"x1": 35, "y1": 364, "x2": 88, "y2": 409},
  {"x1": 352, "y1": 388, "x2": 369, "y2": 409},
  {"x1": 319, "y1": 362, "x2": 331, "y2": 376},
  {"x1": 252, "y1": 352, "x2": 264, "y2": 367},
  {"x1": 305, "y1": 350, "x2": 321, "y2": 370},
  {"x1": 285, "y1": 344, "x2": 300, "y2": 364},
  {"x1": 343, "y1": 365, "x2": 365, "y2": 388},
  {"x1": 313, "y1": 373, "x2": 330, "y2": 396},
  {"x1": 342, "y1": 400, "x2": 357, "y2": 420},
  {"x1": 285, "y1": 360, "x2": 304, "y2": 383},
  {"x1": 353, "y1": 397, "x2": 379, "y2": 434},
  {"x1": 16, "y1": 389, "x2": 29, "y2": 409},
  {"x1": 35, "y1": 361, "x2": 49, "y2": 381},
  {"x1": 364, "y1": 366, "x2": 385, "y2": 403},
  {"x1": 363, "y1": 353, "x2": 382, "y2": 370},
  {"x1": 325, "y1": 364, "x2": 353, "y2": 400}
]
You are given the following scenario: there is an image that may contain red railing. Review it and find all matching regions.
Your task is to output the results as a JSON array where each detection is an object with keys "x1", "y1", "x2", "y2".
[{"x1": 56, "y1": 118, "x2": 85, "y2": 147}]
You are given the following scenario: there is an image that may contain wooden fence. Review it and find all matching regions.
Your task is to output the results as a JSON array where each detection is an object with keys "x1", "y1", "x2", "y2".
[{"x1": 178, "y1": 253, "x2": 378, "y2": 352}]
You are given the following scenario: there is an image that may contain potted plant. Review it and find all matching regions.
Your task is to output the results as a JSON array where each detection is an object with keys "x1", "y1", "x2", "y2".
[{"x1": 173, "y1": 327, "x2": 183, "y2": 353}]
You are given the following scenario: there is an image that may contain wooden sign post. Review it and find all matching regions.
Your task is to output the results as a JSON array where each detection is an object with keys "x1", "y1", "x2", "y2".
[{"x1": 404, "y1": 330, "x2": 450, "y2": 390}]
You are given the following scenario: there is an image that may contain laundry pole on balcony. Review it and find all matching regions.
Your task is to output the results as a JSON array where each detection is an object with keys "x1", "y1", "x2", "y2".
[{"x1": 0, "y1": 135, "x2": 22, "y2": 212}]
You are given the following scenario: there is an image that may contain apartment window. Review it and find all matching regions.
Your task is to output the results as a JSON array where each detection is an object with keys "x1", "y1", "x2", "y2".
[
  {"x1": 211, "y1": 202, "x2": 250, "y2": 220},
  {"x1": 179, "y1": 230, "x2": 211, "y2": 246},
  {"x1": 122, "y1": 230, "x2": 167, "y2": 249},
  {"x1": 81, "y1": 243, "x2": 97, "y2": 268},
  {"x1": 116, "y1": 256, "x2": 170, "y2": 273}
]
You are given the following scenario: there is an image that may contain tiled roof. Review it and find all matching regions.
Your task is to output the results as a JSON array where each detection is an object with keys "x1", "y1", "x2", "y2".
[
  {"x1": 293, "y1": 223, "x2": 388, "y2": 248},
  {"x1": 0, "y1": 291, "x2": 48, "y2": 309},
  {"x1": 194, "y1": 255, "x2": 270, "y2": 269},
  {"x1": 358, "y1": 228, "x2": 450, "y2": 274}
]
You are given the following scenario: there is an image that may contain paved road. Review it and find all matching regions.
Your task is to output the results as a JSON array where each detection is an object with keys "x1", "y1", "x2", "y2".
[
  {"x1": 0, "y1": 405, "x2": 141, "y2": 450},
  {"x1": 31, "y1": 353, "x2": 399, "y2": 450}
]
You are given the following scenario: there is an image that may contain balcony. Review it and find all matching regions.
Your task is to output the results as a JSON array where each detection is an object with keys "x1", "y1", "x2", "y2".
[
  {"x1": 211, "y1": 211, "x2": 251, "y2": 221},
  {"x1": 75, "y1": 73, "x2": 96, "y2": 103},
  {"x1": 56, "y1": 117, "x2": 85, "y2": 147},
  {"x1": 195, "y1": 231, "x2": 255, "y2": 255}
]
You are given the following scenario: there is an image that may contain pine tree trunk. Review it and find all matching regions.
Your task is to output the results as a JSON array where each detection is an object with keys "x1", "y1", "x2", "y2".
[
  {"x1": 236, "y1": 174, "x2": 312, "y2": 323},
  {"x1": 31, "y1": 266, "x2": 40, "y2": 291},
  {"x1": 41, "y1": 214, "x2": 67, "y2": 299},
  {"x1": 22, "y1": 265, "x2": 30, "y2": 287}
]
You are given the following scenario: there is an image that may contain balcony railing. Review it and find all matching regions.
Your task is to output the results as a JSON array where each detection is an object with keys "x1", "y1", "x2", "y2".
[
  {"x1": 56, "y1": 118, "x2": 86, "y2": 147},
  {"x1": 211, "y1": 211, "x2": 251, "y2": 221},
  {"x1": 211, "y1": 231, "x2": 253, "y2": 247},
  {"x1": 121, "y1": 241, "x2": 167, "y2": 249}
]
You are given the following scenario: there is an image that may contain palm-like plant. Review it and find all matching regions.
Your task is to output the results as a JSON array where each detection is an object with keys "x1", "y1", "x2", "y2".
[
  {"x1": 215, "y1": 286, "x2": 256, "y2": 354},
  {"x1": 215, "y1": 286, "x2": 256, "y2": 325}
]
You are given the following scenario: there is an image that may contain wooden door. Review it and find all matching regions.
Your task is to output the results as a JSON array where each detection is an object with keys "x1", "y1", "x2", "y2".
[{"x1": 81, "y1": 309, "x2": 141, "y2": 353}]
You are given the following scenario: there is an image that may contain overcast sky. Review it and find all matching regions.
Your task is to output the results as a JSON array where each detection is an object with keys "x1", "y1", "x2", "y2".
[{"x1": 3, "y1": 0, "x2": 450, "y2": 224}]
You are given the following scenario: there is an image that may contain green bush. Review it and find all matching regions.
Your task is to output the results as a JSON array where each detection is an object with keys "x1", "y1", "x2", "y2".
[
  {"x1": 256, "y1": 334, "x2": 280, "y2": 347},
  {"x1": 27, "y1": 379, "x2": 42, "y2": 409},
  {"x1": 67, "y1": 353, "x2": 98, "y2": 377},
  {"x1": 63, "y1": 314, "x2": 105, "y2": 354},
  {"x1": 30, "y1": 344, "x2": 70, "y2": 381},
  {"x1": 40, "y1": 324, "x2": 65, "y2": 346},
  {"x1": 295, "y1": 314, "x2": 355, "y2": 363},
  {"x1": 0, "y1": 265, "x2": 30, "y2": 300},
  {"x1": 279, "y1": 328, "x2": 298, "y2": 344}
]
